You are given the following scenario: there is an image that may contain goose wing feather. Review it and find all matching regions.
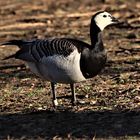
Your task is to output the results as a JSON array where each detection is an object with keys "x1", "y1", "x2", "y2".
[{"x1": 3, "y1": 38, "x2": 80, "y2": 62}]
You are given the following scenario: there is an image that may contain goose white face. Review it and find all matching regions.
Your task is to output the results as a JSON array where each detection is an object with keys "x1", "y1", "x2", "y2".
[{"x1": 94, "y1": 11, "x2": 118, "y2": 31}]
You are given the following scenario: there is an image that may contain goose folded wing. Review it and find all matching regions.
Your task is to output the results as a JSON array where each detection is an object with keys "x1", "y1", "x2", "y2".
[{"x1": 8, "y1": 38, "x2": 76, "y2": 62}]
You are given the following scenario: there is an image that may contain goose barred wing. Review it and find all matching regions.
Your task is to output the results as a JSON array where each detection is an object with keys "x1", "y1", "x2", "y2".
[
  {"x1": 10, "y1": 38, "x2": 77, "y2": 62},
  {"x1": 30, "y1": 39, "x2": 76, "y2": 62}
]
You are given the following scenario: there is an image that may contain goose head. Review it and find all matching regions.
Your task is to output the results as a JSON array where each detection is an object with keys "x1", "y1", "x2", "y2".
[{"x1": 93, "y1": 11, "x2": 119, "y2": 31}]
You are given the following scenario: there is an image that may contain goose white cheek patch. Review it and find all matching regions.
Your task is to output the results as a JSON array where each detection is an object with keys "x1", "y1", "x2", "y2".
[{"x1": 94, "y1": 12, "x2": 113, "y2": 31}]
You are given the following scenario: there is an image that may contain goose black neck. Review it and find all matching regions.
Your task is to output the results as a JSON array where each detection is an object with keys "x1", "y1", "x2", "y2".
[{"x1": 90, "y1": 18, "x2": 103, "y2": 50}]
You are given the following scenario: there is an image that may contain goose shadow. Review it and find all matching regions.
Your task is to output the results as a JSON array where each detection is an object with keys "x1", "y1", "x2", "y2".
[{"x1": 0, "y1": 109, "x2": 140, "y2": 139}]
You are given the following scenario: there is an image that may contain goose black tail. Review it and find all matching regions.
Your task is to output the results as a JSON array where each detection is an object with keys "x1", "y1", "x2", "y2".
[
  {"x1": 1, "y1": 40, "x2": 25, "y2": 60},
  {"x1": 2, "y1": 54, "x2": 16, "y2": 60},
  {"x1": 1, "y1": 40, "x2": 25, "y2": 48}
]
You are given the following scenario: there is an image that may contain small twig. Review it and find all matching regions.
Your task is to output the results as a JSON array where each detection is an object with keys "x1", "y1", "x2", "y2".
[
  {"x1": 25, "y1": 12, "x2": 94, "y2": 21},
  {"x1": 115, "y1": 47, "x2": 140, "y2": 54},
  {"x1": 0, "y1": 64, "x2": 25, "y2": 70}
]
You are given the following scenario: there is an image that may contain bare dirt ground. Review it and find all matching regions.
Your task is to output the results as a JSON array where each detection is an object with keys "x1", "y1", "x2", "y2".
[{"x1": 0, "y1": 0, "x2": 140, "y2": 139}]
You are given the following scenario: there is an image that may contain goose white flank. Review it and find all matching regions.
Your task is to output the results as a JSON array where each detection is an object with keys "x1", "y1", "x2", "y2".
[{"x1": 1, "y1": 11, "x2": 119, "y2": 107}]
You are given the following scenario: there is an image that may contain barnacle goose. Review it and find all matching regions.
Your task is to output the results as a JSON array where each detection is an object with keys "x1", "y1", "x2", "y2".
[{"x1": 1, "y1": 11, "x2": 119, "y2": 107}]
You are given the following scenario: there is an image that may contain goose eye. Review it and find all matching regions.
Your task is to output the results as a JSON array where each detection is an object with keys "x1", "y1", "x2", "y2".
[{"x1": 103, "y1": 15, "x2": 107, "y2": 18}]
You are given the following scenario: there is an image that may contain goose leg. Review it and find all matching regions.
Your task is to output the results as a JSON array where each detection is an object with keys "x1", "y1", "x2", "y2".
[
  {"x1": 51, "y1": 82, "x2": 58, "y2": 107},
  {"x1": 70, "y1": 83, "x2": 76, "y2": 105}
]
